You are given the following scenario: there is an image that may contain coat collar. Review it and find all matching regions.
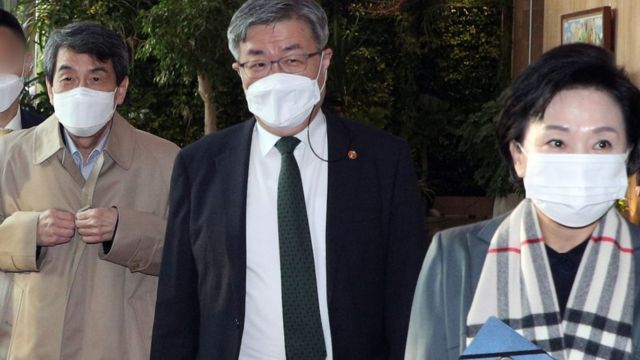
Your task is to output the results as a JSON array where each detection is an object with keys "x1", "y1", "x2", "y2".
[
  {"x1": 33, "y1": 112, "x2": 135, "y2": 170},
  {"x1": 103, "y1": 113, "x2": 135, "y2": 170},
  {"x1": 628, "y1": 219, "x2": 640, "y2": 353},
  {"x1": 476, "y1": 213, "x2": 507, "y2": 244},
  {"x1": 33, "y1": 115, "x2": 64, "y2": 165},
  {"x1": 462, "y1": 212, "x2": 509, "y2": 343}
]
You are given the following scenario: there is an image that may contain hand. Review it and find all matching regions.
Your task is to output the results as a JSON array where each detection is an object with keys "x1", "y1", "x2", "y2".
[
  {"x1": 635, "y1": 186, "x2": 640, "y2": 197},
  {"x1": 75, "y1": 207, "x2": 118, "y2": 244},
  {"x1": 37, "y1": 209, "x2": 76, "y2": 247}
]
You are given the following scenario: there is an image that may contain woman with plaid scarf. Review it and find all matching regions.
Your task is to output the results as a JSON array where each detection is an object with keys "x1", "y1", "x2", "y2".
[{"x1": 405, "y1": 43, "x2": 640, "y2": 360}]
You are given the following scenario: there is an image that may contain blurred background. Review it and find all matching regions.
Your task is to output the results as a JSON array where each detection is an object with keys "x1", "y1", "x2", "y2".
[{"x1": 10, "y1": 1, "x2": 632, "y2": 234}]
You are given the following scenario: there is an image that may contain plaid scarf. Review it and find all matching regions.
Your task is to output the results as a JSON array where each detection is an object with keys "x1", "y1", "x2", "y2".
[{"x1": 466, "y1": 199, "x2": 634, "y2": 359}]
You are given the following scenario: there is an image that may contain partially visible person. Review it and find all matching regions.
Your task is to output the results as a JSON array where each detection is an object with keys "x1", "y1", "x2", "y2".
[
  {"x1": 151, "y1": 0, "x2": 427, "y2": 359},
  {"x1": 0, "y1": 9, "x2": 42, "y2": 132},
  {"x1": 625, "y1": 174, "x2": 640, "y2": 224},
  {"x1": 406, "y1": 43, "x2": 640, "y2": 359},
  {"x1": 0, "y1": 21, "x2": 178, "y2": 359}
]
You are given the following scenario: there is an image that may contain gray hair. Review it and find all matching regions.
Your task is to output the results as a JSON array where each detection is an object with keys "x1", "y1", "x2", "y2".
[
  {"x1": 227, "y1": 0, "x2": 329, "y2": 60},
  {"x1": 44, "y1": 21, "x2": 129, "y2": 85}
]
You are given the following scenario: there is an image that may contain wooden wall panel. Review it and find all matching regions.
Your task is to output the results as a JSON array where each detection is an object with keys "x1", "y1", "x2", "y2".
[
  {"x1": 512, "y1": 0, "x2": 544, "y2": 77},
  {"x1": 544, "y1": 0, "x2": 640, "y2": 82}
]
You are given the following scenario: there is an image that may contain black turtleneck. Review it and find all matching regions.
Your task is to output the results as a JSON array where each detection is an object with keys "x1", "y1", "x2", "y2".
[{"x1": 545, "y1": 239, "x2": 589, "y2": 317}]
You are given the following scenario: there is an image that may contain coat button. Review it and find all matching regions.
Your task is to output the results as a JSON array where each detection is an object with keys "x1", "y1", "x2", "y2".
[{"x1": 234, "y1": 318, "x2": 240, "y2": 328}]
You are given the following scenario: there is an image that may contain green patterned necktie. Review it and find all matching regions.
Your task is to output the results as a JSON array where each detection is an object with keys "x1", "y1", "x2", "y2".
[{"x1": 275, "y1": 136, "x2": 326, "y2": 360}]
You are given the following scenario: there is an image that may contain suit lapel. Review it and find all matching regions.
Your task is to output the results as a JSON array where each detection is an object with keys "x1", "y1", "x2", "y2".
[
  {"x1": 461, "y1": 216, "x2": 502, "y2": 348},
  {"x1": 325, "y1": 113, "x2": 359, "y2": 304},
  {"x1": 465, "y1": 215, "x2": 503, "y2": 292},
  {"x1": 218, "y1": 119, "x2": 255, "y2": 315}
]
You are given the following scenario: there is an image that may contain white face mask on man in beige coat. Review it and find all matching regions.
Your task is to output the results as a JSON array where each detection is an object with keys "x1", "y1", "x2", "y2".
[{"x1": 0, "y1": 22, "x2": 179, "y2": 360}]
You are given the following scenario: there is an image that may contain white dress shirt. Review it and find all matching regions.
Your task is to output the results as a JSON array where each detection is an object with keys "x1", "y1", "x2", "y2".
[
  {"x1": 3, "y1": 107, "x2": 22, "y2": 131},
  {"x1": 240, "y1": 111, "x2": 333, "y2": 359}
]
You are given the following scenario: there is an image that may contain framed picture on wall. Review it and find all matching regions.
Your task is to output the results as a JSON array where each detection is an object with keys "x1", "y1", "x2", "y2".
[{"x1": 561, "y1": 6, "x2": 613, "y2": 51}]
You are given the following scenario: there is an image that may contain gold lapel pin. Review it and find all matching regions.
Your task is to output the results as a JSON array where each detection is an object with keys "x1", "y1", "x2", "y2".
[{"x1": 348, "y1": 150, "x2": 358, "y2": 160}]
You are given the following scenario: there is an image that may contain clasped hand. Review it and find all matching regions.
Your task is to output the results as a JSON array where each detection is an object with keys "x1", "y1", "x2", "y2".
[{"x1": 37, "y1": 208, "x2": 118, "y2": 247}]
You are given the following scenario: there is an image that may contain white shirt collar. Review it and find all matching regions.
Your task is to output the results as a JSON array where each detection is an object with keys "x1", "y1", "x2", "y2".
[
  {"x1": 255, "y1": 110, "x2": 327, "y2": 157},
  {"x1": 4, "y1": 107, "x2": 22, "y2": 131}
]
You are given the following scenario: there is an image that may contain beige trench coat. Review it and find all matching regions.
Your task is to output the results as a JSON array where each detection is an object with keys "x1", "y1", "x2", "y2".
[{"x1": 0, "y1": 114, "x2": 179, "y2": 359}]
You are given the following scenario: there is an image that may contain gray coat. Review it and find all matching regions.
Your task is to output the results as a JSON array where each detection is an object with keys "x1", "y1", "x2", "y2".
[{"x1": 405, "y1": 214, "x2": 640, "y2": 359}]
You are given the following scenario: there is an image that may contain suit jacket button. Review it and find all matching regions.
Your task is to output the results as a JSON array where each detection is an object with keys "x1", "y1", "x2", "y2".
[{"x1": 234, "y1": 318, "x2": 240, "y2": 328}]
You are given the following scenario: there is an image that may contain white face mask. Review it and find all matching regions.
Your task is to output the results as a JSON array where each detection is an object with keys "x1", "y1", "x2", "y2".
[
  {"x1": 53, "y1": 87, "x2": 117, "y2": 137},
  {"x1": 244, "y1": 53, "x2": 326, "y2": 129},
  {"x1": 0, "y1": 73, "x2": 24, "y2": 112},
  {"x1": 521, "y1": 148, "x2": 628, "y2": 227}
]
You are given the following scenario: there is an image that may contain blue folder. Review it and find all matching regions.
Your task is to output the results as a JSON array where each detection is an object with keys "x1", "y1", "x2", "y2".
[{"x1": 459, "y1": 316, "x2": 554, "y2": 359}]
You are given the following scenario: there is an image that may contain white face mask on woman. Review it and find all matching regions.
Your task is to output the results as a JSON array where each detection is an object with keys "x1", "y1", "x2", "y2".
[
  {"x1": 0, "y1": 73, "x2": 24, "y2": 112},
  {"x1": 244, "y1": 53, "x2": 326, "y2": 129},
  {"x1": 53, "y1": 86, "x2": 117, "y2": 137},
  {"x1": 521, "y1": 147, "x2": 628, "y2": 227}
]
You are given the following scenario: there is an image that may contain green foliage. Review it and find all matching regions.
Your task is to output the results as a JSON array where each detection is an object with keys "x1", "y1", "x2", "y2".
[
  {"x1": 14, "y1": 0, "x2": 513, "y2": 197},
  {"x1": 405, "y1": 1, "x2": 513, "y2": 196},
  {"x1": 616, "y1": 198, "x2": 629, "y2": 216},
  {"x1": 138, "y1": 0, "x2": 236, "y2": 84},
  {"x1": 16, "y1": 0, "x2": 211, "y2": 146},
  {"x1": 415, "y1": 4, "x2": 508, "y2": 108},
  {"x1": 138, "y1": 0, "x2": 248, "y2": 132},
  {"x1": 322, "y1": 3, "x2": 403, "y2": 129},
  {"x1": 318, "y1": 0, "x2": 513, "y2": 198},
  {"x1": 458, "y1": 96, "x2": 515, "y2": 196}
]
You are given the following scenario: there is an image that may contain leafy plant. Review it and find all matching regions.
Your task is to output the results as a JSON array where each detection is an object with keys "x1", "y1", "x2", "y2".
[
  {"x1": 14, "y1": 0, "x2": 514, "y2": 199},
  {"x1": 138, "y1": 0, "x2": 245, "y2": 134},
  {"x1": 458, "y1": 96, "x2": 515, "y2": 197}
]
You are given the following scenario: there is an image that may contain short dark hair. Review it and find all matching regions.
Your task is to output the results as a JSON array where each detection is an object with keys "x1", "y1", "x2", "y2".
[
  {"x1": 0, "y1": 9, "x2": 27, "y2": 46},
  {"x1": 43, "y1": 21, "x2": 129, "y2": 85},
  {"x1": 497, "y1": 43, "x2": 640, "y2": 182},
  {"x1": 227, "y1": 0, "x2": 329, "y2": 60}
]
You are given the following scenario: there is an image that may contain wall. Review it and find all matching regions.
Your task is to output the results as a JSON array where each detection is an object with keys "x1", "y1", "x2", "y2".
[
  {"x1": 512, "y1": 0, "x2": 544, "y2": 76},
  {"x1": 544, "y1": 0, "x2": 640, "y2": 82}
]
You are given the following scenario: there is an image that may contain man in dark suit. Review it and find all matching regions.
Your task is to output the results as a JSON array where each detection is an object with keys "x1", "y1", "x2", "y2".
[
  {"x1": 151, "y1": 1, "x2": 427, "y2": 359},
  {"x1": 0, "y1": 9, "x2": 42, "y2": 132}
]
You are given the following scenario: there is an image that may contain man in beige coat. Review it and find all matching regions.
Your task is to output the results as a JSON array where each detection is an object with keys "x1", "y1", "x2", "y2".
[{"x1": 0, "y1": 22, "x2": 178, "y2": 359}]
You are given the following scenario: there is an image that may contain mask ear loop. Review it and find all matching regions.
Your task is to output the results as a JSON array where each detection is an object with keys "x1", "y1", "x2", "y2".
[
  {"x1": 19, "y1": 60, "x2": 26, "y2": 79},
  {"x1": 6, "y1": 58, "x2": 28, "y2": 106},
  {"x1": 306, "y1": 84, "x2": 355, "y2": 162},
  {"x1": 624, "y1": 148, "x2": 633, "y2": 168},
  {"x1": 516, "y1": 142, "x2": 528, "y2": 155},
  {"x1": 306, "y1": 50, "x2": 335, "y2": 163},
  {"x1": 110, "y1": 86, "x2": 121, "y2": 113},
  {"x1": 297, "y1": 50, "x2": 355, "y2": 163},
  {"x1": 314, "y1": 51, "x2": 327, "y2": 91}
]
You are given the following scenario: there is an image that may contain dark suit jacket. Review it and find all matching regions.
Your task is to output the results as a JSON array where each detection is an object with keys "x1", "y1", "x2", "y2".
[
  {"x1": 20, "y1": 108, "x2": 43, "y2": 129},
  {"x1": 151, "y1": 112, "x2": 427, "y2": 359},
  {"x1": 405, "y1": 212, "x2": 640, "y2": 359}
]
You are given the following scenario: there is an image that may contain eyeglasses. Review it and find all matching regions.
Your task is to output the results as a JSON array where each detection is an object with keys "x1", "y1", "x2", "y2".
[{"x1": 238, "y1": 51, "x2": 322, "y2": 79}]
